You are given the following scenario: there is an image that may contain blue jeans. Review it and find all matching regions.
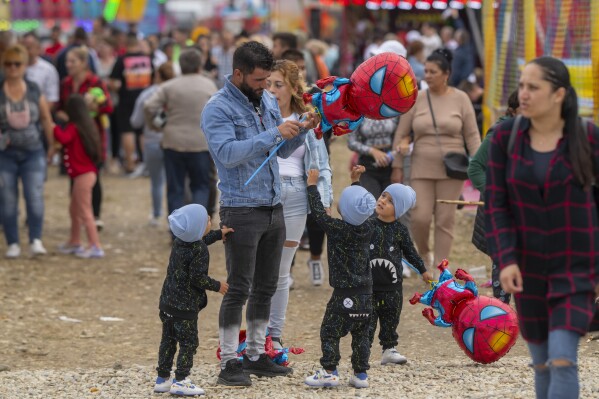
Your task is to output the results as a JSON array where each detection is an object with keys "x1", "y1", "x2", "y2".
[
  {"x1": 144, "y1": 143, "x2": 165, "y2": 218},
  {"x1": 268, "y1": 176, "x2": 308, "y2": 339},
  {"x1": 527, "y1": 329, "x2": 580, "y2": 399},
  {"x1": 163, "y1": 149, "x2": 211, "y2": 214},
  {"x1": 0, "y1": 148, "x2": 46, "y2": 245}
]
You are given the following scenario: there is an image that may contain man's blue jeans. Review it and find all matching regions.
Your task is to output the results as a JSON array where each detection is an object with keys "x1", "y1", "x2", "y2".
[
  {"x1": 527, "y1": 329, "x2": 580, "y2": 399},
  {"x1": 163, "y1": 149, "x2": 211, "y2": 214},
  {"x1": 0, "y1": 148, "x2": 46, "y2": 245}
]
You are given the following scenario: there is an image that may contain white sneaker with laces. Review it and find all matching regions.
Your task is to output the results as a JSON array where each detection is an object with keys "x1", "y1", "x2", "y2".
[
  {"x1": 305, "y1": 368, "x2": 339, "y2": 387},
  {"x1": 6, "y1": 243, "x2": 20, "y2": 258},
  {"x1": 381, "y1": 348, "x2": 408, "y2": 365},
  {"x1": 30, "y1": 239, "x2": 47, "y2": 256},
  {"x1": 349, "y1": 372, "x2": 369, "y2": 388},
  {"x1": 169, "y1": 378, "x2": 205, "y2": 396},
  {"x1": 153, "y1": 376, "x2": 174, "y2": 393},
  {"x1": 307, "y1": 259, "x2": 324, "y2": 286}
]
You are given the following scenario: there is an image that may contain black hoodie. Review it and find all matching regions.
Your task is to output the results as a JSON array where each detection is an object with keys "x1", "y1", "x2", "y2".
[{"x1": 307, "y1": 185, "x2": 373, "y2": 294}]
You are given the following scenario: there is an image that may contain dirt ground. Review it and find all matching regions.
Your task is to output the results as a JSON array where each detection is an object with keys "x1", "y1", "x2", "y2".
[{"x1": 1, "y1": 136, "x2": 596, "y2": 375}]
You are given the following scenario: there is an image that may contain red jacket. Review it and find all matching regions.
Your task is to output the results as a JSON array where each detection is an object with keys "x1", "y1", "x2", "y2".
[{"x1": 53, "y1": 123, "x2": 97, "y2": 178}]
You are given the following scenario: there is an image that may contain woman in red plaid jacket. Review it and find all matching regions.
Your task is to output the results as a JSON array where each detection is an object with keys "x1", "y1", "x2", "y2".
[{"x1": 485, "y1": 56, "x2": 599, "y2": 399}]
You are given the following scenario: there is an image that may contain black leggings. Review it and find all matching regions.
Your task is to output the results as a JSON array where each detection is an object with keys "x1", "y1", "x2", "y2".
[{"x1": 306, "y1": 212, "x2": 325, "y2": 257}]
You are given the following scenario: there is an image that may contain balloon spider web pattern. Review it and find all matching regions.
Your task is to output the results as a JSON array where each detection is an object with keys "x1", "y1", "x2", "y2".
[{"x1": 348, "y1": 52, "x2": 418, "y2": 119}]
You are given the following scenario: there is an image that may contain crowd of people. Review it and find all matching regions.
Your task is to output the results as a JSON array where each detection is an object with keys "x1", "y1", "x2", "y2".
[{"x1": 0, "y1": 16, "x2": 597, "y2": 399}]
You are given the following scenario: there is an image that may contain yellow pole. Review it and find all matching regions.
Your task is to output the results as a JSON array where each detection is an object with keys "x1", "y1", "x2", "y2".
[
  {"x1": 592, "y1": 0, "x2": 599, "y2": 124},
  {"x1": 482, "y1": 0, "x2": 496, "y2": 134},
  {"x1": 524, "y1": 0, "x2": 536, "y2": 61},
  {"x1": 552, "y1": 0, "x2": 572, "y2": 58}
]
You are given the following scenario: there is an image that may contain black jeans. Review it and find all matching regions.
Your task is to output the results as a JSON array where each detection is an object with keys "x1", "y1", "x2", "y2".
[
  {"x1": 156, "y1": 311, "x2": 199, "y2": 381},
  {"x1": 492, "y1": 262, "x2": 511, "y2": 304},
  {"x1": 358, "y1": 155, "x2": 392, "y2": 200},
  {"x1": 306, "y1": 212, "x2": 325, "y2": 257},
  {"x1": 218, "y1": 206, "x2": 285, "y2": 367},
  {"x1": 320, "y1": 293, "x2": 372, "y2": 373},
  {"x1": 368, "y1": 289, "x2": 403, "y2": 350}
]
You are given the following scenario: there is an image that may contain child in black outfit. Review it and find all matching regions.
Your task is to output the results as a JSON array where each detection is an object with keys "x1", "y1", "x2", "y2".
[
  {"x1": 153, "y1": 204, "x2": 232, "y2": 396},
  {"x1": 367, "y1": 183, "x2": 432, "y2": 365},
  {"x1": 304, "y1": 166, "x2": 376, "y2": 389}
]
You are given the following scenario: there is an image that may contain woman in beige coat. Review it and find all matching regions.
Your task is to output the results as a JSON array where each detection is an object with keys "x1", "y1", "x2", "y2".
[{"x1": 391, "y1": 49, "x2": 480, "y2": 269}]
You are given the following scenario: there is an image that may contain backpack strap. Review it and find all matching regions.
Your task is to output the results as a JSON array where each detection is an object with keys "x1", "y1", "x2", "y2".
[{"x1": 507, "y1": 115, "x2": 522, "y2": 154}]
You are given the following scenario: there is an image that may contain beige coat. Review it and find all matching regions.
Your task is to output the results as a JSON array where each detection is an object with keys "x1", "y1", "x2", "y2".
[{"x1": 392, "y1": 88, "x2": 481, "y2": 180}]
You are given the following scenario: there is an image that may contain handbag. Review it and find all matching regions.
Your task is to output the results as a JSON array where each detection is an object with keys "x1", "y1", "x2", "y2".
[{"x1": 426, "y1": 90, "x2": 469, "y2": 180}]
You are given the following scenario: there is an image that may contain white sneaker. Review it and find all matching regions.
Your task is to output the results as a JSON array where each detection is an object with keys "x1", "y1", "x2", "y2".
[
  {"x1": 153, "y1": 376, "x2": 174, "y2": 393},
  {"x1": 381, "y1": 348, "x2": 407, "y2": 365},
  {"x1": 5, "y1": 243, "x2": 20, "y2": 258},
  {"x1": 148, "y1": 216, "x2": 162, "y2": 227},
  {"x1": 349, "y1": 372, "x2": 369, "y2": 388},
  {"x1": 305, "y1": 368, "x2": 339, "y2": 387},
  {"x1": 30, "y1": 239, "x2": 47, "y2": 256},
  {"x1": 402, "y1": 262, "x2": 411, "y2": 278},
  {"x1": 308, "y1": 259, "x2": 324, "y2": 286},
  {"x1": 169, "y1": 378, "x2": 205, "y2": 396}
]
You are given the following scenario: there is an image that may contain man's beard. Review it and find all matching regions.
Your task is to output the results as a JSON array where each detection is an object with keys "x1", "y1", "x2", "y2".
[{"x1": 239, "y1": 80, "x2": 263, "y2": 103}]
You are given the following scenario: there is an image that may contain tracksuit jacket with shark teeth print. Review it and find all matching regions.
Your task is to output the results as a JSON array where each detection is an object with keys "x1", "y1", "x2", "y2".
[{"x1": 368, "y1": 217, "x2": 427, "y2": 290}]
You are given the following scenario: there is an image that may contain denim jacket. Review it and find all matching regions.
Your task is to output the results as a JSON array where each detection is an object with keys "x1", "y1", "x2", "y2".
[
  {"x1": 303, "y1": 124, "x2": 333, "y2": 209},
  {"x1": 201, "y1": 75, "x2": 307, "y2": 207}
]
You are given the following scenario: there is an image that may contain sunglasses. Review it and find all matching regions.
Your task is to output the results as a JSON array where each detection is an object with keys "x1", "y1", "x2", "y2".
[{"x1": 4, "y1": 61, "x2": 22, "y2": 68}]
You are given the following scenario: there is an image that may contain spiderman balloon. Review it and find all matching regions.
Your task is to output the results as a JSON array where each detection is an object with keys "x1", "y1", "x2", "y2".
[
  {"x1": 303, "y1": 52, "x2": 418, "y2": 139},
  {"x1": 410, "y1": 260, "x2": 519, "y2": 364}
]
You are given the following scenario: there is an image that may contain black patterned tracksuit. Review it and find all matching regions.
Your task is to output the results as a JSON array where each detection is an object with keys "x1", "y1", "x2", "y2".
[
  {"x1": 307, "y1": 185, "x2": 373, "y2": 373},
  {"x1": 367, "y1": 217, "x2": 427, "y2": 350},
  {"x1": 156, "y1": 231, "x2": 222, "y2": 381}
]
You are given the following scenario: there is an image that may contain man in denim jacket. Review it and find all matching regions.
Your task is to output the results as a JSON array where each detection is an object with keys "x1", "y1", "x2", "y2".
[{"x1": 201, "y1": 41, "x2": 320, "y2": 386}]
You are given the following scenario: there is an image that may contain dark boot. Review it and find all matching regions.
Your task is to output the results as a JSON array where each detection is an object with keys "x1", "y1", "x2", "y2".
[
  {"x1": 242, "y1": 354, "x2": 293, "y2": 377},
  {"x1": 217, "y1": 359, "x2": 252, "y2": 386}
]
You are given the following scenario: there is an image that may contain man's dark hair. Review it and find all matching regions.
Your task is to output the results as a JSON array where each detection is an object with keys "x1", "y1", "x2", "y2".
[
  {"x1": 233, "y1": 41, "x2": 274, "y2": 74},
  {"x1": 179, "y1": 48, "x2": 202, "y2": 74},
  {"x1": 281, "y1": 48, "x2": 304, "y2": 63},
  {"x1": 272, "y1": 32, "x2": 297, "y2": 50},
  {"x1": 73, "y1": 27, "x2": 88, "y2": 43},
  {"x1": 23, "y1": 31, "x2": 39, "y2": 42}
]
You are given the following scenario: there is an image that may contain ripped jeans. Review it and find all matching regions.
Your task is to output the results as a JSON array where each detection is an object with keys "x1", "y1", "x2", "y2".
[{"x1": 527, "y1": 329, "x2": 580, "y2": 399}]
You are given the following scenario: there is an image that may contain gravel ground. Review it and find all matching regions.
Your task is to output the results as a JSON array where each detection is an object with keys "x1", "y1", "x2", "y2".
[{"x1": 1, "y1": 355, "x2": 599, "y2": 399}]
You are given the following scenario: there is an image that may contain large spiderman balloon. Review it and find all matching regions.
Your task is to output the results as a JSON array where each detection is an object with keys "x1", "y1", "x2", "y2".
[
  {"x1": 410, "y1": 260, "x2": 519, "y2": 364},
  {"x1": 303, "y1": 52, "x2": 418, "y2": 139}
]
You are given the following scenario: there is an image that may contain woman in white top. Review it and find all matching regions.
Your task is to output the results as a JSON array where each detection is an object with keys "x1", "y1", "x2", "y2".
[{"x1": 266, "y1": 60, "x2": 333, "y2": 349}]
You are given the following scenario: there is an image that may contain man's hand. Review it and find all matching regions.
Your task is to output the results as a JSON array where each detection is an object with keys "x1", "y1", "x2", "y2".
[
  {"x1": 350, "y1": 165, "x2": 365, "y2": 183},
  {"x1": 307, "y1": 169, "x2": 319, "y2": 186},
  {"x1": 277, "y1": 120, "x2": 302, "y2": 140},
  {"x1": 391, "y1": 168, "x2": 403, "y2": 184},
  {"x1": 370, "y1": 148, "x2": 390, "y2": 167},
  {"x1": 299, "y1": 110, "x2": 321, "y2": 130},
  {"x1": 500, "y1": 264, "x2": 523, "y2": 294},
  {"x1": 221, "y1": 226, "x2": 234, "y2": 242},
  {"x1": 218, "y1": 281, "x2": 229, "y2": 295}
]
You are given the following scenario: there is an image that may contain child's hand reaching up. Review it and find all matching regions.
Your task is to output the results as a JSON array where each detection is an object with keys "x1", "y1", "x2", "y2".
[
  {"x1": 421, "y1": 271, "x2": 434, "y2": 285},
  {"x1": 221, "y1": 226, "x2": 234, "y2": 242},
  {"x1": 350, "y1": 165, "x2": 366, "y2": 183},
  {"x1": 219, "y1": 281, "x2": 229, "y2": 295},
  {"x1": 307, "y1": 169, "x2": 319, "y2": 186}
]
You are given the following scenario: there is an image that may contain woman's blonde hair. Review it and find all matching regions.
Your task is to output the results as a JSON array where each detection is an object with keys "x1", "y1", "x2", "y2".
[
  {"x1": 2, "y1": 44, "x2": 28, "y2": 66},
  {"x1": 67, "y1": 46, "x2": 90, "y2": 68},
  {"x1": 272, "y1": 59, "x2": 307, "y2": 115}
]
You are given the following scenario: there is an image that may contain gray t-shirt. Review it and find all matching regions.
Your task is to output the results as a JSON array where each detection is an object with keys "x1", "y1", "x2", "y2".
[{"x1": 0, "y1": 80, "x2": 43, "y2": 151}]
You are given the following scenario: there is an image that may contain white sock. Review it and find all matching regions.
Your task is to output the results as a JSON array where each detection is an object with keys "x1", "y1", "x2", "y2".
[{"x1": 249, "y1": 355, "x2": 260, "y2": 361}]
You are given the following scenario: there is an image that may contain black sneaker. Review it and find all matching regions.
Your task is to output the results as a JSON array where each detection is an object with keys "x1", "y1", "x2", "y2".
[
  {"x1": 242, "y1": 354, "x2": 293, "y2": 377},
  {"x1": 217, "y1": 359, "x2": 252, "y2": 386}
]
